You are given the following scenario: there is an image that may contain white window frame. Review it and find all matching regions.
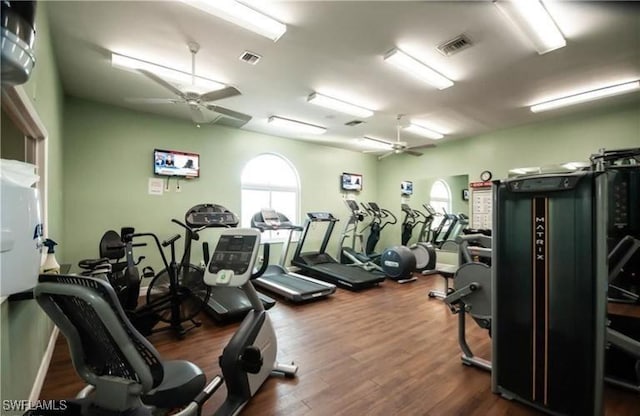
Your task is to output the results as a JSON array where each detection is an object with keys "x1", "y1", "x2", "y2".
[
  {"x1": 429, "y1": 179, "x2": 452, "y2": 228},
  {"x1": 241, "y1": 153, "x2": 300, "y2": 241}
]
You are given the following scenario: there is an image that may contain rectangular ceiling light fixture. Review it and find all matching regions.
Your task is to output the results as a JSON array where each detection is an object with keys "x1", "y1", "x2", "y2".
[
  {"x1": 404, "y1": 122, "x2": 445, "y2": 140},
  {"x1": 361, "y1": 136, "x2": 392, "y2": 150},
  {"x1": 180, "y1": 0, "x2": 286, "y2": 42},
  {"x1": 268, "y1": 116, "x2": 327, "y2": 135},
  {"x1": 111, "y1": 52, "x2": 226, "y2": 91},
  {"x1": 494, "y1": 0, "x2": 566, "y2": 55},
  {"x1": 530, "y1": 80, "x2": 640, "y2": 113},
  {"x1": 308, "y1": 93, "x2": 374, "y2": 118},
  {"x1": 384, "y1": 48, "x2": 454, "y2": 90}
]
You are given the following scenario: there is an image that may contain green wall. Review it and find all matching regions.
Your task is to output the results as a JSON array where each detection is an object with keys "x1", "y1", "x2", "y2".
[
  {"x1": 61, "y1": 97, "x2": 378, "y2": 273},
  {"x1": 0, "y1": 2, "x2": 64, "y2": 411},
  {"x1": 376, "y1": 102, "x2": 640, "y2": 249}
]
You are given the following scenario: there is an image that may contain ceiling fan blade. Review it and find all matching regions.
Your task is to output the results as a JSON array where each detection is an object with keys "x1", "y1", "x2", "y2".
[
  {"x1": 125, "y1": 97, "x2": 180, "y2": 104},
  {"x1": 137, "y1": 69, "x2": 185, "y2": 98},
  {"x1": 405, "y1": 150, "x2": 424, "y2": 157},
  {"x1": 378, "y1": 152, "x2": 394, "y2": 160},
  {"x1": 200, "y1": 87, "x2": 241, "y2": 102},
  {"x1": 409, "y1": 143, "x2": 437, "y2": 150},
  {"x1": 206, "y1": 105, "x2": 252, "y2": 122},
  {"x1": 363, "y1": 149, "x2": 386, "y2": 154},
  {"x1": 188, "y1": 104, "x2": 207, "y2": 124}
]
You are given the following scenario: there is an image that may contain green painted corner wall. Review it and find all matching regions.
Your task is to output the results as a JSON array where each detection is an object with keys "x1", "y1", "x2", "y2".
[
  {"x1": 61, "y1": 97, "x2": 378, "y2": 273},
  {"x1": 375, "y1": 102, "x2": 640, "y2": 249},
  {"x1": 1, "y1": 2, "x2": 63, "y2": 409}
]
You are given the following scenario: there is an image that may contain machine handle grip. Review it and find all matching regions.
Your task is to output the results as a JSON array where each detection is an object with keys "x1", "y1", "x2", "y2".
[
  {"x1": 251, "y1": 243, "x2": 270, "y2": 279},
  {"x1": 161, "y1": 234, "x2": 181, "y2": 247}
]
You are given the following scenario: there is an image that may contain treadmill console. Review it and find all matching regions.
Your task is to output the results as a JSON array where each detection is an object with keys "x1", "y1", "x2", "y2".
[
  {"x1": 251, "y1": 209, "x2": 298, "y2": 231},
  {"x1": 204, "y1": 229, "x2": 260, "y2": 287},
  {"x1": 307, "y1": 212, "x2": 336, "y2": 221},
  {"x1": 262, "y1": 208, "x2": 281, "y2": 227},
  {"x1": 185, "y1": 203, "x2": 239, "y2": 228}
]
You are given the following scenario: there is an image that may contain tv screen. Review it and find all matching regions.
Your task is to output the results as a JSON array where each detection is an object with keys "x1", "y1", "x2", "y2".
[
  {"x1": 154, "y1": 149, "x2": 200, "y2": 178},
  {"x1": 341, "y1": 172, "x2": 363, "y2": 191},
  {"x1": 401, "y1": 181, "x2": 413, "y2": 195}
]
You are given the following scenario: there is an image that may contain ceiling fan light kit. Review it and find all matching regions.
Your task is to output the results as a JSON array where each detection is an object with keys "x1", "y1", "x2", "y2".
[
  {"x1": 494, "y1": 0, "x2": 565, "y2": 55},
  {"x1": 180, "y1": 0, "x2": 287, "y2": 42},
  {"x1": 268, "y1": 116, "x2": 327, "y2": 135},
  {"x1": 530, "y1": 80, "x2": 640, "y2": 113},
  {"x1": 383, "y1": 48, "x2": 454, "y2": 90},
  {"x1": 307, "y1": 92, "x2": 374, "y2": 118}
]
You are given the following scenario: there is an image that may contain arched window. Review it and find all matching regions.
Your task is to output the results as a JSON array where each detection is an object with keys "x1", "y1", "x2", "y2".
[
  {"x1": 430, "y1": 179, "x2": 452, "y2": 216},
  {"x1": 241, "y1": 154, "x2": 300, "y2": 239}
]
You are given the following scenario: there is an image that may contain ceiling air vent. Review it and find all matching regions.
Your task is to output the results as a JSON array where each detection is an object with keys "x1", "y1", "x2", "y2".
[
  {"x1": 345, "y1": 120, "x2": 364, "y2": 127},
  {"x1": 436, "y1": 34, "x2": 473, "y2": 57},
  {"x1": 239, "y1": 51, "x2": 262, "y2": 65}
]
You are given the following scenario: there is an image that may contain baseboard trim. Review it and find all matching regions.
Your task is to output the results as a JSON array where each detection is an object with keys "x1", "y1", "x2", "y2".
[{"x1": 29, "y1": 326, "x2": 59, "y2": 402}]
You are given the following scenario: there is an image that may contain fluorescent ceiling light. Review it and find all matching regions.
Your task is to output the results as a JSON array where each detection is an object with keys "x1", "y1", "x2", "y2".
[
  {"x1": 111, "y1": 53, "x2": 225, "y2": 91},
  {"x1": 268, "y1": 116, "x2": 327, "y2": 135},
  {"x1": 530, "y1": 81, "x2": 640, "y2": 113},
  {"x1": 180, "y1": 0, "x2": 286, "y2": 42},
  {"x1": 360, "y1": 136, "x2": 392, "y2": 150},
  {"x1": 495, "y1": 0, "x2": 566, "y2": 55},
  {"x1": 308, "y1": 93, "x2": 374, "y2": 118},
  {"x1": 404, "y1": 123, "x2": 444, "y2": 140},
  {"x1": 384, "y1": 48, "x2": 454, "y2": 90}
]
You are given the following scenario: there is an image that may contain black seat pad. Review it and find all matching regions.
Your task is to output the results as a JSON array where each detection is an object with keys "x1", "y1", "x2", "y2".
[{"x1": 142, "y1": 360, "x2": 205, "y2": 409}]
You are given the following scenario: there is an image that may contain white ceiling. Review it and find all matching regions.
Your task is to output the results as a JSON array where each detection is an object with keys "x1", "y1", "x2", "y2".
[{"x1": 47, "y1": 1, "x2": 640, "y2": 153}]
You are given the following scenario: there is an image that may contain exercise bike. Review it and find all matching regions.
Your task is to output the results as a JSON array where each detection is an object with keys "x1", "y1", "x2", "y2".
[
  {"x1": 443, "y1": 233, "x2": 493, "y2": 372},
  {"x1": 78, "y1": 227, "x2": 149, "y2": 312},
  {"x1": 81, "y1": 227, "x2": 209, "y2": 338},
  {"x1": 31, "y1": 229, "x2": 296, "y2": 416}
]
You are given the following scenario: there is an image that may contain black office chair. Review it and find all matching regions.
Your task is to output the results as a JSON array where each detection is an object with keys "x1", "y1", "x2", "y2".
[{"x1": 34, "y1": 274, "x2": 213, "y2": 415}]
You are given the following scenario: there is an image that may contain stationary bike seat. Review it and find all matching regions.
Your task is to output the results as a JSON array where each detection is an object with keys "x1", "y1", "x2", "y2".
[{"x1": 78, "y1": 258, "x2": 110, "y2": 270}]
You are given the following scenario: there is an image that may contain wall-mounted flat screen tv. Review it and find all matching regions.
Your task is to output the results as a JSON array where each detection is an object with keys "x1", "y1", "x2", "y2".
[
  {"x1": 341, "y1": 172, "x2": 363, "y2": 192},
  {"x1": 401, "y1": 181, "x2": 413, "y2": 196},
  {"x1": 154, "y1": 149, "x2": 200, "y2": 178}
]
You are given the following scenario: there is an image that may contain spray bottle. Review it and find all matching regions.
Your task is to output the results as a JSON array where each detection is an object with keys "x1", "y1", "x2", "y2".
[{"x1": 41, "y1": 239, "x2": 60, "y2": 274}]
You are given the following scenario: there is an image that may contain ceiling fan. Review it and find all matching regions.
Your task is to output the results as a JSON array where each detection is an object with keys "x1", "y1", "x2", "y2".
[
  {"x1": 364, "y1": 115, "x2": 436, "y2": 160},
  {"x1": 125, "y1": 42, "x2": 252, "y2": 127}
]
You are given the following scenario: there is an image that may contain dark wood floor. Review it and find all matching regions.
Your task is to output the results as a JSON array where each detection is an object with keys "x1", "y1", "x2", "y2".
[{"x1": 40, "y1": 275, "x2": 640, "y2": 415}]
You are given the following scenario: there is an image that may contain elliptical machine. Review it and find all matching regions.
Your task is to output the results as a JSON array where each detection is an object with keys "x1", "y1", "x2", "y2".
[
  {"x1": 339, "y1": 199, "x2": 384, "y2": 273},
  {"x1": 400, "y1": 204, "x2": 437, "y2": 274},
  {"x1": 362, "y1": 202, "x2": 397, "y2": 257}
]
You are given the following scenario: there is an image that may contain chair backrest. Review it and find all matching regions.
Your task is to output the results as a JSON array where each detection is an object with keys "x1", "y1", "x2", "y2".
[{"x1": 34, "y1": 274, "x2": 164, "y2": 392}]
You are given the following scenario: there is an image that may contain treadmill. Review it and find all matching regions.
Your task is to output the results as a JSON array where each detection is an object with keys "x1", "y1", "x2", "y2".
[
  {"x1": 185, "y1": 204, "x2": 276, "y2": 323},
  {"x1": 250, "y1": 209, "x2": 336, "y2": 302},
  {"x1": 292, "y1": 212, "x2": 385, "y2": 291}
]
